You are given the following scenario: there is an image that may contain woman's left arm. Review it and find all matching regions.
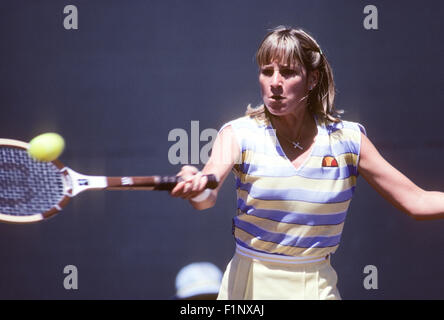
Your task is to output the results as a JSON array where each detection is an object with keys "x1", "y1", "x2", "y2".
[{"x1": 358, "y1": 133, "x2": 444, "y2": 220}]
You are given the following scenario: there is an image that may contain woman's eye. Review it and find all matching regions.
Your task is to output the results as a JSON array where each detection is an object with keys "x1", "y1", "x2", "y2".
[
  {"x1": 280, "y1": 68, "x2": 297, "y2": 77},
  {"x1": 261, "y1": 69, "x2": 273, "y2": 76}
]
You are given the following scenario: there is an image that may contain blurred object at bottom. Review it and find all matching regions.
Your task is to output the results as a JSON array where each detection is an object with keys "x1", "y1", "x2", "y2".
[{"x1": 175, "y1": 262, "x2": 223, "y2": 299}]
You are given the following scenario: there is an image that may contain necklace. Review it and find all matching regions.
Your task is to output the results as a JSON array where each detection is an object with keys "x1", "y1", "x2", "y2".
[{"x1": 274, "y1": 119, "x2": 305, "y2": 150}]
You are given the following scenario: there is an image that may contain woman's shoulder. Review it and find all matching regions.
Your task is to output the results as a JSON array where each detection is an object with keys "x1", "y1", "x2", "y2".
[
  {"x1": 220, "y1": 114, "x2": 269, "y2": 132},
  {"x1": 322, "y1": 118, "x2": 367, "y2": 136}
]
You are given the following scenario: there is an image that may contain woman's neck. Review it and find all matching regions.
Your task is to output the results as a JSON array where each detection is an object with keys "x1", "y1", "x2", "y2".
[{"x1": 269, "y1": 107, "x2": 312, "y2": 141}]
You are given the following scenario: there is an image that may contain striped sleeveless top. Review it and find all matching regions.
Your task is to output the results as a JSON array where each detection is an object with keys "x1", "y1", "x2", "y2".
[{"x1": 221, "y1": 114, "x2": 366, "y2": 259}]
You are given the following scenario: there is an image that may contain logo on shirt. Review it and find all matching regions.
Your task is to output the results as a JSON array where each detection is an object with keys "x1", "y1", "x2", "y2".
[{"x1": 322, "y1": 156, "x2": 338, "y2": 167}]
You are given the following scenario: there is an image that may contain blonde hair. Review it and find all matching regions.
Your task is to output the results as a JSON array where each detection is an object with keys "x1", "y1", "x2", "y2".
[{"x1": 247, "y1": 26, "x2": 342, "y2": 123}]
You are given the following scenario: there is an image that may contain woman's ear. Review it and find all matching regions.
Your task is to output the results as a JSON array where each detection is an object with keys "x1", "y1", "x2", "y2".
[{"x1": 308, "y1": 70, "x2": 320, "y2": 90}]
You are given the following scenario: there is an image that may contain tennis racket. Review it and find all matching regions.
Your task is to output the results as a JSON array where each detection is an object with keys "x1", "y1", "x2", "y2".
[{"x1": 0, "y1": 138, "x2": 218, "y2": 224}]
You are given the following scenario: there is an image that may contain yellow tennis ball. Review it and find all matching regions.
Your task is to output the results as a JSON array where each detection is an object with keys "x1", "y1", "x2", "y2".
[{"x1": 28, "y1": 133, "x2": 65, "y2": 162}]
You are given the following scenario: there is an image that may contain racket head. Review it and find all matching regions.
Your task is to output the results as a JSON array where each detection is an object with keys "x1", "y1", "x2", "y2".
[{"x1": 0, "y1": 138, "x2": 72, "y2": 223}]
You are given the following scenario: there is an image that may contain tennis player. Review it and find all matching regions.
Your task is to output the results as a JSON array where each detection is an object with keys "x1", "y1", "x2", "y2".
[{"x1": 170, "y1": 26, "x2": 444, "y2": 300}]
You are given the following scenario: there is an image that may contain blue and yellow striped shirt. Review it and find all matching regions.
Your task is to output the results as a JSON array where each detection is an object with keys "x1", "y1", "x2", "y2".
[{"x1": 222, "y1": 114, "x2": 366, "y2": 258}]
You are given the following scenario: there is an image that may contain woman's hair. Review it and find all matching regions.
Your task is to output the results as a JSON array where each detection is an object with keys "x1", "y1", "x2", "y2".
[{"x1": 247, "y1": 26, "x2": 342, "y2": 123}]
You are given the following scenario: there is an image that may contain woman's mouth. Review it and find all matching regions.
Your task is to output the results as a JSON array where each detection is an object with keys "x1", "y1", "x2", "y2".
[{"x1": 270, "y1": 95, "x2": 285, "y2": 101}]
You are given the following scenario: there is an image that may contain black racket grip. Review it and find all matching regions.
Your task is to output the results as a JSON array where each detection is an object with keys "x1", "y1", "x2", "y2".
[{"x1": 155, "y1": 174, "x2": 218, "y2": 191}]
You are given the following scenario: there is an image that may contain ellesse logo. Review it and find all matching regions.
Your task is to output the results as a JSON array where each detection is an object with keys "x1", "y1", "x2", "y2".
[{"x1": 322, "y1": 156, "x2": 338, "y2": 167}]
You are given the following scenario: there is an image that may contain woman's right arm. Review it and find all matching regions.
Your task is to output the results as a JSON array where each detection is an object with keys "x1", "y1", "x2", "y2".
[{"x1": 170, "y1": 125, "x2": 240, "y2": 210}]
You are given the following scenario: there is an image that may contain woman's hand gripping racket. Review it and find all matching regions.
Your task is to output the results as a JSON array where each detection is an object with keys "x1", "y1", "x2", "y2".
[{"x1": 0, "y1": 138, "x2": 218, "y2": 223}]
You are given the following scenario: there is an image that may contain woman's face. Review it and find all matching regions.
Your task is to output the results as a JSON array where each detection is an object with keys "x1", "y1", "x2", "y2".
[{"x1": 259, "y1": 60, "x2": 311, "y2": 117}]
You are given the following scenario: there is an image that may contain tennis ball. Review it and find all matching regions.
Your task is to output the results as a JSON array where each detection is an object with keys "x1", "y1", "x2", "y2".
[{"x1": 28, "y1": 133, "x2": 65, "y2": 162}]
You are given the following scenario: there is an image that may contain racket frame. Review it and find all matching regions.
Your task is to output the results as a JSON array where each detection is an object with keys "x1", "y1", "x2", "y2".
[{"x1": 0, "y1": 139, "x2": 72, "y2": 223}]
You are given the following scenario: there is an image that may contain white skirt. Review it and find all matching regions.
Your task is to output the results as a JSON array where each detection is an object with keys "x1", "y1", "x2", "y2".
[{"x1": 217, "y1": 246, "x2": 341, "y2": 300}]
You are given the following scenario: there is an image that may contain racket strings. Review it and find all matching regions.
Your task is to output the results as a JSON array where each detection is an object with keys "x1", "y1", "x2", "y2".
[{"x1": 0, "y1": 147, "x2": 65, "y2": 216}]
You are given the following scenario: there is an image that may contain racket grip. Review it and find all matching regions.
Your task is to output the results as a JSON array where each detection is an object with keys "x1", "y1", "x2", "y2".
[{"x1": 155, "y1": 174, "x2": 218, "y2": 191}]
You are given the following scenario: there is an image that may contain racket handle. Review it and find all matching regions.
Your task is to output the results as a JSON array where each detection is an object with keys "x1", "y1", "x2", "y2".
[{"x1": 154, "y1": 174, "x2": 219, "y2": 191}]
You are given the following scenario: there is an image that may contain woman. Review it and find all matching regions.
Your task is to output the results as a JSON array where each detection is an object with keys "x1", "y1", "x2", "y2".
[{"x1": 170, "y1": 26, "x2": 444, "y2": 300}]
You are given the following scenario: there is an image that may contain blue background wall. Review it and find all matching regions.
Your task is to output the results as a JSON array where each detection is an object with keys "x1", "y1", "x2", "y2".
[{"x1": 1, "y1": 0, "x2": 443, "y2": 299}]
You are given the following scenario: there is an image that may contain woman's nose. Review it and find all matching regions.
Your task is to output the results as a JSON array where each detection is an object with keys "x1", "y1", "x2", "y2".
[{"x1": 271, "y1": 70, "x2": 283, "y2": 87}]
